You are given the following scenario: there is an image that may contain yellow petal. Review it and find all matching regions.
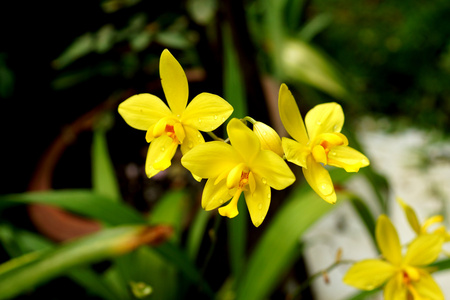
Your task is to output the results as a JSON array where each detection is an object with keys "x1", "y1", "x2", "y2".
[
  {"x1": 376, "y1": 214, "x2": 402, "y2": 265},
  {"x1": 278, "y1": 83, "x2": 309, "y2": 145},
  {"x1": 397, "y1": 197, "x2": 421, "y2": 235},
  {"x1": 179, "y1": 126, "x2": 205, "y2": 155},
  {"x1": 181, "y1": 141, "x2": 241, "y2": 179},
  {"x1": 118, "y1": 93, "x2": 172, "y2": 130},
  {"x1": 302, "y1": 156, "x2": 336, "y2": 204},
  {"x1": 326, "y1": 145, "x2": 370, "y2": 172},
  {"x1": 244, "y1": 175, "x2": 272, "y2": 227},
  {"x1": 383, "y1": 275, "x2": 407, "y2": 300},
  {"x1": 250, "y1": 149, "x2": 296, "y2": 190},
  {"x1": 413, "y1": 271, "x2": 445, "y2": 300},
  {"x1": 282, "y1": 137, "x2": 309, "y2": 168},
  {"x1": 253, "y1": 121, "x2": 284, "y2": 157},
  {"x1": 227, "y1": 163, "x2": 246, "y2": 189},
  {"x1": 343, "y1": 259, "x2": 396, "y2": 290},
  {"x1": 160, "y1": 49, "x2": 188, "y2": 116},
  {"x1": 202, "y1": 177, "x2": 234, "y2": 210},
  {"x1": 173, "y1": 122, "x2": 185, "y2": 143},
  {"x1": 305, "y1": 102, "x2": 344, "y2": 142},
  {"x1": 145, "y1": 135, "x2": 177, "y2": 178},
  {"x1": 218, "y1": 189, "x2": 241, "y2": 219},
  {"x1": 181, "y1": 92, "x2": 233, "y2": 132},
  {"x1": 312, "y1": 145, "x2": 327, "y2": 165},
  {"x1": 227, "y1": 118, "x2": 261, "y2": 163},
  {"x1": 404, "y1": 234, "x2": 444, "y2": 266}
]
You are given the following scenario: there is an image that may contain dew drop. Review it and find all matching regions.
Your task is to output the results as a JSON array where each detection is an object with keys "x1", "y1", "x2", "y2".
[
  {"x1": 176, "y1": 114, "x2": 181, "y2": 118},
  {"x1": 267, "y1": 193, "x2": 271, "y2": 199},
  {"x1": 161, "y1": 147, "x2": 165, "y2": 151},
  {"x1": 188, "y1": 142, "x2": 194, "y2": 149},
  {"x1": 261, "y1": 177, "x2": 267, "y2": 185},
  {"x1": 320, "y1": 183, "x2": 333, "y2": 195},
  {"x1": 262, "y1": 131, "x2": 267, "y2": 135},
  {"x1": 214, "y1": 115, "x2": 218, "y2": 120},
  {"x1": 317, "y1": 121, "x2": 322, "y2": 125},
  {"x1": 330, "y1": 151, "x2": 336, "y2": 156},
  {"x1": 198, "y1": 118, "x2": 202, "y2": 123},
  {"x1": 219, "y1": 199, "x2": 224, "y2": 204},
  {"x1": 258, "y1": 203, "x2": 263, "y2": 210}
]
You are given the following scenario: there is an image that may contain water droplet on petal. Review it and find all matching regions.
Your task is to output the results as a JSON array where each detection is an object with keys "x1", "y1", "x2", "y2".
[
  {"x1": 258, "y1": 203, "x2": 263, "y2": 210},
  {"x1": 198, "y1": 118, "x2": 202, "y2": 123},
  {"x1": 267, "y1": 193, "x2": 271, "y2": 199},
  {"x1": 176, "y1": 114, "x2": 181, "y2": 118},
  {"x1": 161, "y1": 147, "x2": 165, "y2": 151},
  {"x1": 188, "y1": 142, "x2": 194, "y2": 149},
  {"x1": 214, "y1": 115, "x2": 218, "y2": 120},
  {"x1": 261, "y1": 177, "x2": 267, "y2": 184},
  {"x1": 320, "y1": 183, "x2": 333, "y2": 195},
  {"x1": 219, "y1": 199, "x2": 224, "y2": 204}
]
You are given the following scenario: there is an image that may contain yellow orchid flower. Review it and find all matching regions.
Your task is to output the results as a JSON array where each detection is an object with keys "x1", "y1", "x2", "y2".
[
  {"x1": 181, "y1": 118, "x2": 295, "y2": 227},
  {"x1": 118, "y1": 49, "x2": 233, "y2": 178},
  {"x1": 278, "y1": 83, "x2": 370, "y2": 204},
  {"x1": 397, "y1": 197, "x2": 450, "y2": 243},
  {"x1": 344, "y1": 214, "x2": 445, "y2": 300}
]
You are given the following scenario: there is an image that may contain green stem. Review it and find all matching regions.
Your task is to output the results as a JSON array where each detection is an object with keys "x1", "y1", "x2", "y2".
[{"x1": 206, "y1": 131, "x2": 224, "y2": 142}]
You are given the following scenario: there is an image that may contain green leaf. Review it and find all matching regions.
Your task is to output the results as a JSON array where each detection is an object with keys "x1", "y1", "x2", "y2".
[
  {"x1": 154, "y1": 242, "x2": 214, "y2": 298},
  {"x1": 348, "y1": 195, "x2": 377, "y2": 244},
  {"x1": 0, "y1": 190, "x2": 146, "y2": 225},
  {"x1": 186, "y1": 208, "x2": 211, "y2": 261},
  {"x1": 0, "y1": 225, "x2": 156, "y2": 300},
  {"x1": 92, "y1": 128, "x2": 121, "y2": 202},
  {"x1": 234, "y1": 185, "x2": 335, "y2": 300}
]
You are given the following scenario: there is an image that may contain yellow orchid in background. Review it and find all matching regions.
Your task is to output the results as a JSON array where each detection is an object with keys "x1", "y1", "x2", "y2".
[
  {"x1": 397, "y1": 197, "x2": 450, "y2": 243},
  {"x1": 118, "y1": 49, "x2": 233, "y2": 178},
  {"x1": 344, "y1": 214, "x2": 445, "y2": 300},
  {"x1": 181, "y1": 118, "x2": 295, "y2": 227},
  {"x1": 278, "y1": 83, "x2": 369, "y2": 204}
]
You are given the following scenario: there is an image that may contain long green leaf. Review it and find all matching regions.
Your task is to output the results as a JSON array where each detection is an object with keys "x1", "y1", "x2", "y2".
[
  {"x1": 223, "y1": 23, "x2": 248, "y2": 279},
  {"x1": 92, "y1": 128, "x2": 121, "y2": 202},
  {"x1": 0, "y1": 189, "x2": 146, "y2": 225},
  {"x1": 0, "y1": 225, "x2": 155, "y2": 300},
  {"x1": 235, "y1": 185, "x2": 335, "y2": 300}
]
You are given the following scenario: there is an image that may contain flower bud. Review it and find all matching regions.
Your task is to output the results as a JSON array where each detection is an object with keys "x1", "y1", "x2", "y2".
[{"x1": 253, "y1": 121, "x2": 284, "y2": 157}]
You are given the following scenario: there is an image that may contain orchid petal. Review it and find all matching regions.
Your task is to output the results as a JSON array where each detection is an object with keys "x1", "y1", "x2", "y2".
[
  {"x1": 145, "y1": 135, "x2": 177, "y2": 178},
  {"x1": 181, "y1": 141, "x2": 241, "y2": 179},
  {"x1": 282, "y1": 137, "x2": 309, "y2": 168},
  {"x1": 250, "y1": 149, "x2": 295, "y2": 190},
  {"x1": 397, "y1": 197, "x2": 421, "y2": 235},
  {"x1": 383, "y1": 275, "x2": 407, "y2": 300},
  {"x1": 302, "y1": 156, "x2": 336, "y2": 204},
  {"x1": 404, "y1": 234, "x2": 444, "y2": 266},
  {"x1": 227, "y1": 118, "x2": 261, "y2": 163},
  {"x1": 160, "y1": 49, "x2": 188, "y2": 116},
  {"x1": 202, "y1": 177, "x2": 234, "y2": 211},
  {"x1": 327, "y1": 145, "x2": 370, "y2": 172},
  {"x1": 376, "y1": 214, "x2": 402, "y2": 265},
  {"x1": 244, "y1": 175, "x2": 271, "y2": 227},
  {"x1": 118, "y1": 93, "x2": 171, "y2": 130},
  {"x1": 278, "y1": 83, "x2": 309, "y2": 145},
  {"x1": 413, "y1": 271, "x2": 445, "y2": 300},
  {"x1": 343, "y1": 259, "x2": 396, "y2": 290},
  {"x1": 179, "y1": 126, "x2": 205, "y2": 156},
  {"x1": 305, "y1": 102, "x2": 344, "y2": 141},
  {"x1": 182, "y1": 92, "x2": 233, "y2": 131}
]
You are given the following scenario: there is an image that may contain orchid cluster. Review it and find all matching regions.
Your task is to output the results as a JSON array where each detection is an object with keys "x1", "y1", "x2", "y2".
[
  {"x1": 118, "y1": 49, "x2": 370, "y2": 227},
  {"x1": 344, "y1": 199, "x2": 450, "y2": 300}
]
